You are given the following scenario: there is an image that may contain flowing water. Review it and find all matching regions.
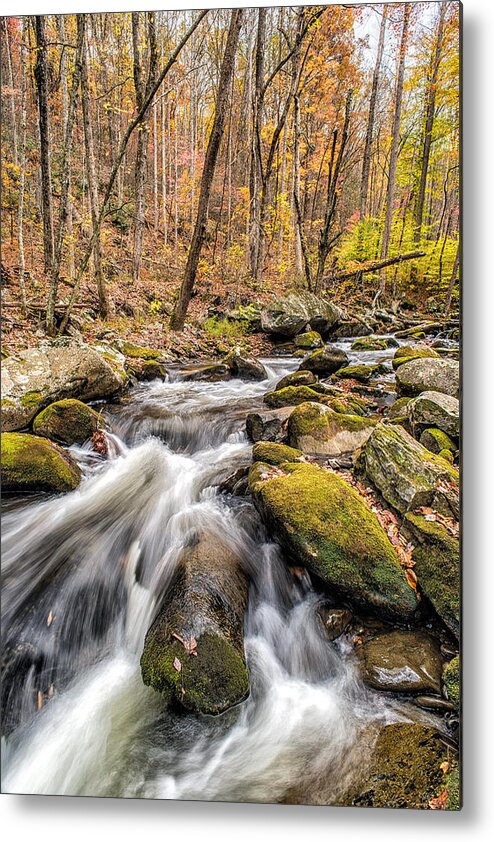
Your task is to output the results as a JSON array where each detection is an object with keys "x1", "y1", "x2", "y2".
[{"x1": 1, "y1": 349, "x2": 438, "y2": 803}]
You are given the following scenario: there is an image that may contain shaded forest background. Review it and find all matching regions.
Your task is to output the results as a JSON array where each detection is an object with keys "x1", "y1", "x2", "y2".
[{"x1": 1, "y1": 2, "x2": 460, "y2": 352}]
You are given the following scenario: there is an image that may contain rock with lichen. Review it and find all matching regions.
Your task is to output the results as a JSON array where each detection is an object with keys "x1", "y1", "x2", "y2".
[{"x1": 288, "y1": 402, "x2": 376, "y2": 456}]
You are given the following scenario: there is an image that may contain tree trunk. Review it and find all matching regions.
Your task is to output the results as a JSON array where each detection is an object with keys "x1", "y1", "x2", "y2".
[
  {"x1": 81, "y1": 31, "x2": 110, "y2": 319},
  {"x1": 444, "y1": 241, "x2": 460, "y2": 315},
  {"x1": 17, "y1": 17, "x2": 28, "y2": 314},
  {"x1": 360, "y1": 5, "x2": 388, "y2": 218},
  {"x1": 379, "y1": 3, "x2": 411, "y2": 294},
  {"x1": 293, "y1": 92, "x2": 304, "y2": 281},
  {"x1": 414, "y1": 1, "x2": 447, "y2": 243},
  {"x1": 46, "y1": 15, "x2": 85, "y2": 335},
  {"x1": 3, "y1": 20, "x2": 18, "y2": 166},
  {"x1": 249, "y1": 8, "x2": 266, "y2": 277},
  {"x1": 170, "y1": 8, "x2": 244, "y2": 330},
  {"x1": 34, "y1": 15, "x2": 54, "y2": 274},
  {"x1": 58, "y1": 15, "x2": 75, "y2": 280}
]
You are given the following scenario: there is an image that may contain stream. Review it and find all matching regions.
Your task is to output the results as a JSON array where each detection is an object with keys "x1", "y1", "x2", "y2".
[{"x1": 1, "y1": 345, "x2": 441, "y2": 803}]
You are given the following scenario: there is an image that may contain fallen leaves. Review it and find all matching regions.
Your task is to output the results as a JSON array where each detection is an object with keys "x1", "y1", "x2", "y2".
[
  {"x1": 429, "y1": 790, "x2": 448, "y2": 810},
  {"x1": 173, "y1": 656, "x2": 182, "y2": 672},
  {"x1": 91, "y1": 429, "x2": 108, "y2": 456},
  {"x1": 172, "y1": 632, "x2": 198, "y2": 656},
  {"x1": 414, "y1": 505, "x2": 459, "y2": 538}
]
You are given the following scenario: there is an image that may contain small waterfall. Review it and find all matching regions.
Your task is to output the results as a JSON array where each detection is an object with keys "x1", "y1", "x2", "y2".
[{"x1": 1, "y1": 357, "x2": 435, "y2": 801}]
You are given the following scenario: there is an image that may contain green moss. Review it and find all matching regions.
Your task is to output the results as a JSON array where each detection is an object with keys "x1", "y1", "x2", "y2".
[
  {"x1": 403, "y1": 513, "x2": 460, "y2": 638},
  {"x1": 351, "y1": 337, "x2": 388, "y2": 351},
  {"x1": 443, "y1": 655, "x2": 460, "y2": 708},
  {"x1": 19, "y1": 390, "x2": 43, "y2": 408},
  {"x1": 294, "y1": 331, "x2": 323, "y2": 349},
  {"x1": 420, "y1": 427, "x2": 456, "y2": 454},
  {"x1": 392, "y1": 346, "x2": 440, "y2": 369},
  {"x1": 346, "y1": 723, "x2": 451, "y2": 809},
  {"x1": 250, "y1": 462, "x2": 417, "y2": 620},
  {"x1": 121, "y1": 341, "x2": 163, "y2": 360},
  {"x1": 388, "y1": 397, "x2": 411, "y2": 420},
  {"x1": 274, "y1": 370, "x2": 317, "y2": 391},
  {"x1": 141, "y1": 631, "x2": 249, "y2": 715},
  {"x1": 335, "y1": 365, "x2": 379, "y2": 383},
  {"x1": 446, "y1": 765, "x2": 461, "y2": 810},
  {"x1": 1, "y1": 432, "x2": 81, "y2": 493},
  {"x1": 324, "y1": 397, "x2": 365, "y2": 416},
  {"x1": 252, "y1": 441, "x2": 303, "y2": 465},
  {"x1": 32, "y1": 399, "x2": 102, "y2": 445},
  {"x1": 264, "y1": 385, "x2": 324, "y2": 408}
]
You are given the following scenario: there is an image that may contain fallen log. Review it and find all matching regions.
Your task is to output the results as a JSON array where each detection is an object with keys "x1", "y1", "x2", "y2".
[{"x1": 330, "y1": 250, "x2": 426, "y2": 283}]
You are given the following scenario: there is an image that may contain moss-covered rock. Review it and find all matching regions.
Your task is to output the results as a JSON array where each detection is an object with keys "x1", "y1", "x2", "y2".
[
  {"x1": 246, "y1": 407, "x2": 292, "y2": 442},
  {"x1": 408, "y1": 391, "x2": 459, "y2": 438},
  {"x1": 288, "y1": 402, "x2": 376, "y2": 456},
  {"x1": 345, "y1": 723, "x2": 452, "y2": 809},
  {"x1": 356, "y1": 423, "x2": 459, "y2": 513},
  {"x1": 392, "y1": 344, "x2": 440, "y2": 369},
  {"x1": 32, "y1": 399, "x2": 102, "y2": 445},
  {"x1": 357, "y1": 631, "x2": 443, "y2": 694},
  {"x1": 1, "y1": 432, "x2": 81, "y2": 493},
  {"x1": 223, "y1": 348, "x2": 268, "y2": 381},
  {"x1": 274, "y1": 370, "x2": 318, "y2": 391},
  {"x1": 351, "y1": 337, "x2": 395, "y2": 351},
  {"x1": 402, "y1": 513, "x2": 460, "y2": 639},
  {"x1": 140, "y1": 532, "x2": 249, "y2": 714},
  {"x1": 128, "y1": 359, "x2": 168, "y2": 381},
  {"x1": 264, "y1": 385, "x2": 325, "y2": 408},
  {"x1": 420, "y1": 427, "x2": 456, "y2": 455},
  {"x1": 395, "y1": 357, "x2": 459, "y2": 398},
  {"x1": 335, "y1": 364, "x2": 381, "y2": 383},
  {"x1": 324, "y1": 395, "x2": 365, "y2": 416},
  {"x1": 294, "y1": 331, "x2": 323, "y2": 349},
  {"x1": 300, "y1": 344, "x2": 349, "y2": 375},
  {"x1": 446, "y1": 765, "x2": 461, "y2": 810},
  {"x1": 249, "y1": 462, "x2": 417, "y2": 620},
  {"x1": 439, "y1": 448, "x2": 454, "y2": 464},
  {"x1": 387, "y1": 397, "x2": 411, "y2": 420},
  {"x1": 1, "y1": 338, "x2": 125, "y2": 432},
  {"x1": 252, "y1": 441, "x2": 303, "y2": 465},
  {"x1": 260, "y1": 292, "x2": 343, "y2": 337},
  {"x1": 121, "y1": 340, "x2": 163, "y2": 360},
  {"x1": 442, "y1": 655, "x2": 460, "y2": 708}
]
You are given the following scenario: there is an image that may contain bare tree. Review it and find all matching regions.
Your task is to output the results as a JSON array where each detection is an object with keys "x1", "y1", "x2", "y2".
[
  {"x1": 17, "y1": 17, "x2": 28, "y2": 314},
  {"x1": 33, "y1": 15, "x2": 54, "y2": 274},
  {"x1": 170, "y1": 8, "x2": 244, "y2": 330},
  {"x1": 360, "y1": 5, "x2": 388, "y2": 218}
]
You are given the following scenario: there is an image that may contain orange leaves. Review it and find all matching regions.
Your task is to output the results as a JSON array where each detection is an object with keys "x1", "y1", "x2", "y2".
[
  {"x1": 414, "y1": 506, "x2": 459, "y2": 538},
  {"x1": 172, "y1": 632, "x2": 198, "y2": 656}
]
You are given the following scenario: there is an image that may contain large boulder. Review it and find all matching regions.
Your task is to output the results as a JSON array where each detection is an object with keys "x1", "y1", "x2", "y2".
[
  {"x1": 395, "y1": 357, "x2": 459, "y2": 398},
  {"x1": 356, "y1": 631, "x2": 443, "y2": 694},
  {"x1": 392, "y1": 344, "x2": 440, "y2": 369},
  {"x1": 401, "y1": 513, "x2": 460, "y2": 639},
  {"x1": 335, "y1": 364, "x2": 383, "y2": 383},
  {"x1": 274, "y1": 370, "x2": 318, "y2": 391},
  {"x1": 288, "y1": 402, "x2": 376, "y2": 456},
  {"x1": 249, "y1": 462, "x2": 418, "y2": 620},
  {"x1": 1, "y1": 432, "x2": 81, "y2": 493},
  {"x1": 140, "y1": 532, "x2": 249, "y2": 715},
  {"x1": 1, "y1": 338, "x2": 125, "y2": 432},
  {"x1": 356, "y1": 423, "x2": 459, "y2": 514},
  {"x1": 246, "y1": 407, "x2": 292, "y2": 442},
  {"x1": 32, "y1": 398, "x2": 102, "y2": 445},
  {"x1": 300, "y1": 344, "x2": 349, "y2": 375},
  {"x1": 294, "y1": 330, "x2": 323, "y2": 349},
  {"x1": 407, "y1": 391, "x2": 460, "y2": 439},
  {"x1": 260, "y1": 292, "x2": 343, "y2": 338},
  {"x1": 344, "y1": 723, "x2": 453, "y2": 809}
]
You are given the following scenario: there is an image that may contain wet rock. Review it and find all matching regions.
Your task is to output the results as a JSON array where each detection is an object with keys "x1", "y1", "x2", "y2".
[
  {"x1": 274, "y1": 370, "x2": 318, "y2": 391},
  {"x1": 219, "y1": 465, "x2": 250, "y2": 496},
  {"x1": 413, "y1": 695, "x2": 456, "y2": 712},
  {"x1": 129, "y1": 359, "x2": 168, "y2": 381},
  {"x1": 261, "y1": 292, "x2": 343, "y2": 338},
  {"x1": 401, "y1": 513, "x2": 460, "y2": 639},
  {"x1": 182, "y1": 363, "x2": 231, "y2": 382},
  {"x1": 140, "y1": 532, "x2": 249, "y2": 715},
  {"x1": 395, "y1": 357, "x2": 459, "y2": 398},
  {"x1": 1, "y1": 338, "x2": 126, "y2": 432},
  {"x1": 32, "y1": 398, "x2": 102, "y2": 445},
  {"x1": 330, "y1": 321, "x2": 372, "y2": 338},
  {"x1": 1, "y1": 432, "x2": 81, "y2": 493},
  {"x1": 299, "y1": 344, "x2": 349, "y2": 376},
  {"x1": 264, "y1": 385, "x2": 326, "y2": 408},
  {"x1": 252, "y1": 441, "x2": 303, "y2": 466},
  {"x1": 249, "y1": 462, "x2": 418, "y2": 621},
  {"x1": 356, "y1": 631, "x2": 442, "y2": 694},
  {"x1": 294, "y1": 331, "x2": 323, "y2": 349},
  {"x1": 288, "y1": 402, "x2": 376, "y2": 456},
  {"x1": 420, "y1": 427, "x2": 456, "y2": 455},
  {"x1": 355, "y1": 423, "x2": 459, "y2": 513},
  {"x1": 392, "y1": 344, "x2": 440, "y2": 370},
  {"x1": 318, "y1": 606, "x2": 353, "y2": 640},
  {"x1": 345, "y1": 723, "x2": 452, "y2": 809},
  {"x1": 224, "y1": 348, "x2": 268, "y2": 381},
  {"x1": 407, "y1": 391, "x2": 459, "y2": 439},
  {"x1": 351, "y1": 336, "x2": 397, "y2": 351},
  {"x1": 246, "y1": 407, "x2": 292, "y2": 442}
]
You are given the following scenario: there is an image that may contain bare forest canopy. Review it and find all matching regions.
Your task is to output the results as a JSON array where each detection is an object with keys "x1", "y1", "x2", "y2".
[{"x1": 1, "y1": 3, "x2": 460, "y2": 339}]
